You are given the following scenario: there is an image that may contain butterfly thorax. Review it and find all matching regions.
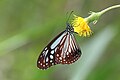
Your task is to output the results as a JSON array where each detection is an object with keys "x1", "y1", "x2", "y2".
[{"x1": 66, "y1": 23, "x2": 74, "y2": 33}]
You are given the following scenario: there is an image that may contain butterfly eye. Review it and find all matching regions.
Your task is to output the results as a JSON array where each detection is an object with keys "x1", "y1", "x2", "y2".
[{"x1": 37, "y1": 24, "x2": 82, "y2": 70}]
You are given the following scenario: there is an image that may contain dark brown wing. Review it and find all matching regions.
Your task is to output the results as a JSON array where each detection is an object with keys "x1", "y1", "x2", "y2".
[
  {"x1": 37, "y1": 30, "x2": 82, "y2": 70},
  {"x1": 37, "y1": 30, "x2": 67, "y2": 70},
  {"x1": 55, "y1": 31, "x2": 82, "y2": 64}
]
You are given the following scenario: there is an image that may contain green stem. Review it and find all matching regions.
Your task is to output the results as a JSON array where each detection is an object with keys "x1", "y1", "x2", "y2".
[
  {"x1": 85, "y1": 5, "x2": 120, "y2": 23},
  {"x1": 98, "y1": 5, "x2": 120, "y2": 16}
]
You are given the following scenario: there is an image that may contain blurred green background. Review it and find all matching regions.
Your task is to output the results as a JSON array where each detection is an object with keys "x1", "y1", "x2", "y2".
[{"x1": 0, "y1": 0, "x2": 120, "y2": 80}]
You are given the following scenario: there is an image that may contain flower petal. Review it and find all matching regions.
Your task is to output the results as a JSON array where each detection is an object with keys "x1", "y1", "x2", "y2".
[{"x1": 72, "y1": 14, "x2": 92, "y2": 37}]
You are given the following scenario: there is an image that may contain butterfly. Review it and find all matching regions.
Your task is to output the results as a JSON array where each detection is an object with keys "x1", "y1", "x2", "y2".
[{"x1": 37, "y1": 22, "x2": 82, "y2": 70}]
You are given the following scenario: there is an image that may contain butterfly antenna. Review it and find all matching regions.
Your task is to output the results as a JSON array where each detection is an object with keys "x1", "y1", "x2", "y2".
[{"x1": 66, "y1": 11, "x2": 74, "y2": 24}]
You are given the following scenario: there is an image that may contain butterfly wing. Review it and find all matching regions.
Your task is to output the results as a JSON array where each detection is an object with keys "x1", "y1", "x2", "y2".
[
  {"x1": 37, "y1": 30, "x2": 67, "y2": 70},
  {"x1": 37, "y1": 30, "x2": 82, "y2": 70},
  {"x1": 55, "y1": 31, "x2": 82, "y2": 64}
]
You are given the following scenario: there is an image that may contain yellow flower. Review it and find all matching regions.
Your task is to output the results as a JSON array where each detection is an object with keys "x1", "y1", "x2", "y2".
[{"x1": 72, "y1": 15, "x2": 92, "y2": 37}]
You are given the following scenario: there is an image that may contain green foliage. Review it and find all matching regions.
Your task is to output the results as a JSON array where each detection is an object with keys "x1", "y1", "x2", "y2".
[{"x1": 0, "y1": 0, "x2": 120, "y2": 80}]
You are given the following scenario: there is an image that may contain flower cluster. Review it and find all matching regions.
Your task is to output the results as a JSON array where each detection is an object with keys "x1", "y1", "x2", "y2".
[{"x1": 72, "y1": 15, "x2": 92, "y2": 37}]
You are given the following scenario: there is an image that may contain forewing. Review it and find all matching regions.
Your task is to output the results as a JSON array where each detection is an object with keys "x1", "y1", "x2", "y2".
[{"x1": 37, "y1": 30, "x2": 67, "y2": 70}]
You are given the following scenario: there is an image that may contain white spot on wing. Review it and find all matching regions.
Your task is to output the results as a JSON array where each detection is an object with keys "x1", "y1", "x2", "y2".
[
  {"x1": 50, "y1": 60, "x2": 53, "y2": 63},
  {"x1": 50, "y1": 55, "x2": 53, "y2": 59},
  {"x1": 67, "y1": 52, "x2": 69, "y2": 55},
  {"x1": 51, "y1": 50, "x2": 54, "y2": 54},
  {"x1": 43, "y1": 51, "x2": 45, "y2": 54},
  {"x1": 46, "y1": 63, "x2": 48, "y2": 65},
  {"x1": 52, "y1": 63, "x2": 54, "y2": 65},
  {"x1": 57, "y1": 54, "x2": 59, "y2": 57},
  {"x1": 46, "y1": 57, "x2": 49, "y2": 62},
  {"x1": 45, "y1": 47, "x2": 47, "y2": 50},
  {"x1": 59, "y1": 57, "x2": 62, "y2": 60},
  {"x1": 43, "y1": 65, "x2": 45, "y2": 67},
  {"x1": 40, "y1": 63, "x2": 42, "y2": 65}
]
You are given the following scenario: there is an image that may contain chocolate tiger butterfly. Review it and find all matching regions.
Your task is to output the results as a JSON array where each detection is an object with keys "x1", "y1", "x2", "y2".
[{"x1": 37, "y1": 22, "x2": 82, "y2": 70}]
